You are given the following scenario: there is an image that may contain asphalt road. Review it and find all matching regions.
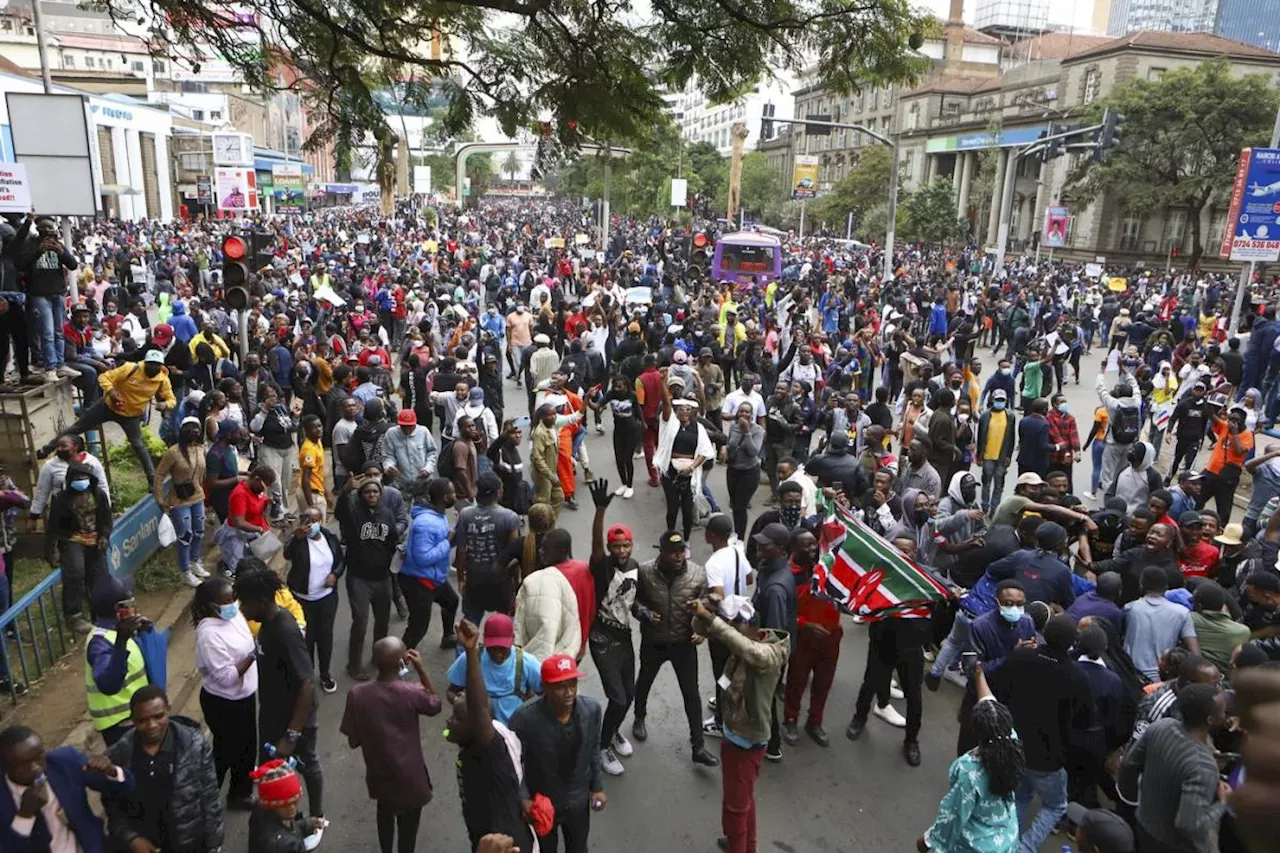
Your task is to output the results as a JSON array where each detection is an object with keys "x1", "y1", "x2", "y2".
[{"x1": 198, "y1": 347, "x2": 1134, "y2": 853}]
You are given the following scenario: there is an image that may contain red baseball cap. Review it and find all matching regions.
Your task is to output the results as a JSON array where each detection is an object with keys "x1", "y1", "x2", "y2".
[
  {"x1": 397, "y1": 409, "x2": 417, "y2": 426},
  {"x1": 151, "y1": 323, "x2": 174, "y2": 346},
  {"x1": 606, "y1": 523, "x2": 633, "y2": 544},
  {"x1": 483, "y1": 613, "x2": 514, "y2": 649},
  {"x1": 540, "y1": 653, "x2": 584, "y2": 685}
]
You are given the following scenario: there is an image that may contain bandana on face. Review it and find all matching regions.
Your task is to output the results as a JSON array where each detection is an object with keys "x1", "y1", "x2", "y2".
[{"x1": 780, "y1": 505, "x2": 802, "y2": 529}]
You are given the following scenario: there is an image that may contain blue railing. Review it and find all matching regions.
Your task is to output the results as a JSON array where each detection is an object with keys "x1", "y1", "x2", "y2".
[{"x1": 0, "y1": 570, "x2": 69, "y2": 705}]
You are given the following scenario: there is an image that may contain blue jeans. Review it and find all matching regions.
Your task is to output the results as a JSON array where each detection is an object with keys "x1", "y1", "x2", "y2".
[
  {"x1": 929, "y1": 609, "x2": 972, "y2": 678},
  {"x1": 1015, "y1": 766, "x2": 1067, "y2": 853},
  {"x1": 1247, "y1": 463, "x2": 1280, "y2": 524},
  {"x1": 169, "y1": 501, "x2": 206, "y2": 571},
  {"x1": 1090, "y1": 440, "x2": 1105, "y2": 494},
  {"x1": 980, "y1": 459, "x2": 1007, "y2": 514},
  {"x1": 30, "y1": 295, "x2": 65, "y2": 370},
  {"x1": 701, "y1": 479, "x2": 722, "y2": 514},
  {"x1": 68, "y1": 360, "x2": 99, "y2": 404}
]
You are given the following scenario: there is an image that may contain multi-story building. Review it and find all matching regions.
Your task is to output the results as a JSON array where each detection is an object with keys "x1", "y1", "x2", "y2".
[
  {"x1": 974, "y1": 0, "x2": 1051, "y2": 39},
  {"x1": 1214, "y1": 0, "x2": 1280, "y2": 53},
  {"x1": 669, "y1": 73, "x2": 797, "y2": 155},
  {"x1": 1108, "y1": 0, "x2": 1279, "y2": 51}
]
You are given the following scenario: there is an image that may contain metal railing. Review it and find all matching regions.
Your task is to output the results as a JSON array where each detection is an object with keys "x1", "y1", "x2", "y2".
[{"x1": 0, "y1": 569, "x2": 70, "y2": 705}]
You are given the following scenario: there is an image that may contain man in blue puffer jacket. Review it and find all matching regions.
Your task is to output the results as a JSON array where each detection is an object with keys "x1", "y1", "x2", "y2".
[{"x1": 399, "y1": 477, "x2": 459, "y2": 654}]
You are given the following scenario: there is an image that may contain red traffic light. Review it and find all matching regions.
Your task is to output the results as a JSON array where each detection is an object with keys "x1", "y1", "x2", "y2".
[
  {"x1": 222, "y1": 235, "x2": 247, "y2": 261},
  {"x1": 692, "y1": 232, "x2": 709, "y2": 248},
  {"x1": 566, "y1": 120, "x2": 577, "y2": 130}
]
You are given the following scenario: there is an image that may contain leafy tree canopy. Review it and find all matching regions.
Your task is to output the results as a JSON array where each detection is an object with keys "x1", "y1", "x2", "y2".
[
  {"x1": 116, "y1": 0, "x2": 930, "y2": 163},
  {"x1": 900, "y1": 178, "x2": 965, "y2": 246},
  {"x1": 815, "y1": 144, "x2": 891, "y2": 227},
  {"x1": 1066, "y1": 58, "x2": 1280, "y2": 268}
]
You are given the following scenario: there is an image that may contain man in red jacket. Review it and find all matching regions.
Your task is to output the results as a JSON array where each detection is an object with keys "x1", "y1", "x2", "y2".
[{"x1": 634, "y1": 356, "x2": 665, "y2": 487}]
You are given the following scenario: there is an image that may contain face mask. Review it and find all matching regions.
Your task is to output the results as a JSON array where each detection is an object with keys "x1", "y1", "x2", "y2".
[
  {"x1": 218, "y1": 601, "x2": 240, "y2": 621},
  {"x1": 1057, "y1": 403, "x2": 1068, "y2": 413},
  {"x1": 957, "y1": 413, "x2": 969, "y2": 422},
  {"x1": 780, "y1": 505, "x2": 802, "y2": 528},
  {"x1": 69, "y1": 479, "x2": 90, "y2": 492},
  {"x1": 309, "y1": 522, "x2": 322, "y2": 538},
  {"x1": 1001, "y1": 368, "x2": 1012, "y2": 377},
  {"x1": 999, "y1": 605, "x2": 1025, "y2": 624},
  {"x1": 993, "y1": 401, "x2": 1006, "y2": 410}
]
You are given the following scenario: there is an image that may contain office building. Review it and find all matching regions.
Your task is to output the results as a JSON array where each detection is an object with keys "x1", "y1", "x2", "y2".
[{"x1": 974, "y1": 0, "x2": 1052, "y2": 39}]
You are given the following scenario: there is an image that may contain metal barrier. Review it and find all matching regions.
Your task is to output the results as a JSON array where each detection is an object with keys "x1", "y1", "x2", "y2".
[{"x1": 0, "y1": 569, "x2": 69, "y2": 705}]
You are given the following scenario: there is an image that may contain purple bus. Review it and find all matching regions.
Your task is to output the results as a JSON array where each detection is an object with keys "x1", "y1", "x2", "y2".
[{"x1": 711, "y1": 231, "x2": 783, "y2": 287}]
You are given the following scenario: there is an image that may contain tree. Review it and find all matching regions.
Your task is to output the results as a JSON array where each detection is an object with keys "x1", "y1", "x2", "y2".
[
  {"x1": 816, "y1": 145, "x2": 892, "y2": 228},
  {"x1": 900, "y1": 179, "x2": 966, "y2": 246},
  {"x1": 1066, "y1": 58, "x2": 1280, "y2": 269},
  {"x1": 124, "y1": 0, "x2": 930, "y2": 171},
  {"x1": 502, "y1": 151, "x2": 522, "y2": 181}
]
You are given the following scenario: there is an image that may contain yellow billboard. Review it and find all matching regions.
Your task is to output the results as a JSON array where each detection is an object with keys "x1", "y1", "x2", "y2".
[{"x1": 792, "y1": 155, "x2": 819, "y2": 199}]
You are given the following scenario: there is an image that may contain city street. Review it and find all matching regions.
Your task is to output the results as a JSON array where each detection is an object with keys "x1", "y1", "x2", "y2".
[{"x1": 195, "y1": 352, "x2": 1137, "y2": 853}]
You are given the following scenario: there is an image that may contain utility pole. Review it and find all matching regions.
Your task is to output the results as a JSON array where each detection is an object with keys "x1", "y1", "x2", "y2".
[
  {"x1": 601, "y1": 141, "x2": 611, "y2": 257},
  {"x1": 31, "y1": 0, "x2": 52, "y2": 94},
  {"x1": 1229, "y1": 104, "x2": 1280, "y2": 336}
]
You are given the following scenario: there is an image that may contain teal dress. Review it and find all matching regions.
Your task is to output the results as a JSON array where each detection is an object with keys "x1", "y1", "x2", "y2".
[{"x1": 924, "y1": 750, "x2": 1018, "y2": 853}]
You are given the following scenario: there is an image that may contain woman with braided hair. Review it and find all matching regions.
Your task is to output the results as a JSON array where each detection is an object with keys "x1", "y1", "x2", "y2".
[{"x1": 918, "y1": 661, "x2": 1023, "y2": 853}]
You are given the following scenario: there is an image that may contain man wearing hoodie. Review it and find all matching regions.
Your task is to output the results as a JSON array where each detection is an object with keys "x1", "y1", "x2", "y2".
[
  {"x1": 690, "y1": 597, "x2": 789, "y2": 853},
  {"x1": 43, "y1": 461, "x2": 112, "y2": 633},
  {"x1": 1106, "y1": 442, "x2": 1162, "y2": 516},
  {"x1": 1095, "y1": 371, "x2": 1140, "y2": 495},
  {"x1": 399, "y1": 477, "x2": 458, "y2": 656},
  {"x1": 335, "y1": 477, "x2": 400, "y2": 681},
  {"x1": 934, "y1": 472, "x2": 987, "y2": 577},
  {"x1": 168, "y1": 300, "x2": 198, "y2": 345}
]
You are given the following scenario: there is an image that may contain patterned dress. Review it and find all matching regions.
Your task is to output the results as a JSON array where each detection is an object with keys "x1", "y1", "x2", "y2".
[{"x1": 924, "y1": 749, "x2": 1018, "y2": 853}]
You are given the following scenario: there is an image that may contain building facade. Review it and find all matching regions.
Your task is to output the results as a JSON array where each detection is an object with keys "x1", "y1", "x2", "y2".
[
  {"x1": 1107, "y1": 0, "x2": 1279, "y2": 51},
  {"x1": 974, "y1": 0, "x2": 1051, "y2": 38},
  {"x1": 669, "y1": 74, "x2": 797, "y2": 155}
]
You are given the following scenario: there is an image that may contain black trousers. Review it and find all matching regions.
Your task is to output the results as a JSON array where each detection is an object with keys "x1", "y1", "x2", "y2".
[
  {"x1": 634, "y1": 640, "x2": 704, "y2": 749},
  {"x1": 613, "y1": 422, "x2": 639, "y2": 488},
  {"x1": 347, "y1": 575, "x2": 392, "y2": 670},
  {"x1": 59, "y1": 541, "x2": 104, "y2": 619},
  {"x1": 589, "y1": 630, "x2": 636, "y2": 749},
  {"x1": 538, "y1": 803, "x2": 590, "y2": 853},
  {"x1": 376, "y1": 802, "x2": 422, "y2": 853},
  {"x1": 56, "y1": 400, "x2": 155, "y2": 481},
  {"x1": 300, "y1": 591, "x2": 339, "y2": 680},
  {"x1": 725, "y1": 466, "x2": 759, "y2": 539},
  {"x1": 1167, "y1": 436, "x2": 1201, "y2": 481},
  {"x1": 199, "y1": 688, "x2": 256, "y2": 801},
  {"x1": 1199, "y1": 468, "x2": 1240, "y2": 524},
  {"x1": 853, "y1": 619, "x2": 926, "y2": 743},
  {"x1": 0, "y1": 305, "x2": 29, "y2": 378},
  {"x1": 399, "y1": 574, "x2": 459, "y2": 651},
  {"x1": 661, "y1": 471, "x2": 695, "y2": 540},
  {"x1": 710, "y1": 636, "x2": 731, "y2": 726}
]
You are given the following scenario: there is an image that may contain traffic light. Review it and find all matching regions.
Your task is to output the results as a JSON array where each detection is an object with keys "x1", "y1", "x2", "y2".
[
  {"x1": 687, "y1": 230, "x2": 712, "y2": 281},
  {"x1": 221, "y1": 234, "x2": 250, "y2": 311},
  {"x1": 1093, "y1": 109, "x2": 1126, "y2": 162},
  {"x1": 760, "y1": 103, "x2": 776, "y2": 141}
]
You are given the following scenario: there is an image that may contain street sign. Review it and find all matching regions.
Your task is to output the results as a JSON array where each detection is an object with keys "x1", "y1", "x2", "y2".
[
  {"x1": 1043, "y1": 206, "x2": 1069, "y2": 248},
  {"x1": 196, "y1": 175, "x2": 213, "y2": 205},
  {"x1": 1221, "y1": 147, "x2": 1280, "y2": 262},
  {"x1": 108, "y1": 495, "x2": 164, "y2": 579},
  {"x1": 792, "y1": 155, "x2": 819, "y2": 199}
]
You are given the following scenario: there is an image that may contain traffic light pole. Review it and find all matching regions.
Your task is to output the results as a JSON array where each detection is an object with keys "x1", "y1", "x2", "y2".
[
  {"x1": 765, "y1": 117, "x2": 898, "y2": 282},
  {"x1": 992, "y1": 121, "x2": 1104, "y2": 275}
]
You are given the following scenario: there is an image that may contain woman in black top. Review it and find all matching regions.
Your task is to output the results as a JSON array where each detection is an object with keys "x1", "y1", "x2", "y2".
[{"x1": 590, "y1": 377, "x2": 641, "y2": 497}]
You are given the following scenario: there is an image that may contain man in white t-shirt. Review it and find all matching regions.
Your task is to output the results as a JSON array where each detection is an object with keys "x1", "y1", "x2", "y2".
[
  {"x1": 721, "y1": 375, "x2": 766, "y2": 428},
  {"x1": 702, "y1": 515, "x2": 754, "y2": 739}
]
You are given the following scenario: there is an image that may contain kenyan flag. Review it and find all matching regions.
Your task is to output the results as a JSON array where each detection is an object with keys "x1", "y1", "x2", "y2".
[{"x1": 813, "y1": 493, "x2": 950, "y2": 621}]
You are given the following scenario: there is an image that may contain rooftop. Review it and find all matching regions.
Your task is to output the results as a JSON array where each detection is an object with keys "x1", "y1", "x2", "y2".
[
  {"x1": 1008, "y1": 32, "x2": 1115, "y2": 60},
  {"x1": 1065, "y1": 30, "x2": 1280, "y2": 63}
]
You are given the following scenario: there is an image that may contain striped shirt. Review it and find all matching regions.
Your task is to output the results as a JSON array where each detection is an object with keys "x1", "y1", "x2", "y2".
[{"x1": 1118, "y1": 717, "x2": 1224, "y2": 853}]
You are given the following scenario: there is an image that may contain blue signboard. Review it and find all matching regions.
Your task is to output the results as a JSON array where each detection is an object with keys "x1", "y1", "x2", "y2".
[
  {"x1": 926, "y1": 125, "x2": 1050, "y2": 154},
  {"x1": 107, "y1": 494, "x2": 164, "y2": 579},
  {"x1": 1221, "y1": 148, "x2": 1280, "y2": 263}
]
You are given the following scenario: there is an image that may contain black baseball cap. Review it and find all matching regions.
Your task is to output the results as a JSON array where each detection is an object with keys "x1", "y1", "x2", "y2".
[
  {"x1": 658, "y1": 530, "x2": 687, "y2": 551},
  {"x1": 751, "y1": 522, "x2": 791, "y2": 549},
  {"x1": 1065, "y1": 804, "x2": 1134, "y2": 853},
  {"x1": 705, "y1": 515, "x2": 735, "y2": 538}
]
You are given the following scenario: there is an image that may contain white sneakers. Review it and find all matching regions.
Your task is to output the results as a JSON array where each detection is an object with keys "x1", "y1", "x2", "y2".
[
  {"x1": 601, "y1": 748, "x2": 624, "y2": 776},
  {"x1": 181, "y1": 570, "x2": 201, "y2": 588},
  {"x1": 622, "y1": 487, "x2": 634, "y2": 499},
  {"x1": 889, "y1": 679, "x2": 905, "y2": 700},
  {"x1": 191, "y1": 560, "x2": 210, "y2": 580},
  {"x1": 614, "y1": 486, "x2": 627, "y2": 497},
  {"x1": 56, "y1": 365, "x2": 81, "y2": 379},
  {"x1": 873, "y1": 703, "x2": 908, "y2": 728},
  {"x1": 612, "y1": 731, "x2": 633, "y2": 757}
]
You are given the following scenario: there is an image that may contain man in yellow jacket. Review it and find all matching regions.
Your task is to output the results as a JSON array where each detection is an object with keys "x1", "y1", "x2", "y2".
[
  {"x1": 39, "y1": 349, "x2": 176, "y2": 483},
  {"x1": 188, "y1": 320, "x2": 231, "y2": 360}
]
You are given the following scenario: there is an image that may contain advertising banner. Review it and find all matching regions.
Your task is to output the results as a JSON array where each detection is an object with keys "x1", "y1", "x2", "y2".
[
  {"x1": 271, "y1": 163, "x2": 305, "y2": 211},
  {"x1": 792, "y1": 155, "x2": 819, "y2": 199},
  {"x1": 1221, "y1": 147, "x2": 1280, "y2": 263},
  {"x1": 215, "y1": 167, "x2": 258, "y2": 210},
  {"x1": 413, "y1": 165, "x2": 432, "y2": 194},
  {"x1": 196, "y1": 175, "x2": 213, "y2": 206},
  {"x1": 671, "y1": 177, "x2": 688, "y2": 207},
  {"x1": 0, "y1": 162, "x2": 31, "y2": 212},
  {"x1": 1042, "y1": 205, "x2": 1069, "y2": 249}
]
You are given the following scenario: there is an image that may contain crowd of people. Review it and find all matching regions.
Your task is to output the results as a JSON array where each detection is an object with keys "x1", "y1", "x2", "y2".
[{"x1": 1, "y1": 197, "x2": 1280, "y2": 853}]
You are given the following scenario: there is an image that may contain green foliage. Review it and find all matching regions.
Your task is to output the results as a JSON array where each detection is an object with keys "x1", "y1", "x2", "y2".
[
  {"x1": 105, "y1": 431, "x2": 165, "y2": 512},
  {"x1": 1066, "y1": 58, "x2": 1280, "y2": 268},
  {"x1": 815, "y1": 145, "x2": 892, "y2": 229},
  {"x1": 119, "y1": 0, "x2": 931, "y2": 166},
  {"x1": 900, "y1": 178, "x2": 966, "y2": 246}
]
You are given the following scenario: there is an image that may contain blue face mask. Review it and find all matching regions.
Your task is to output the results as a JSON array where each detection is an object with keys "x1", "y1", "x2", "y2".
[
  {"x1": 1000, "y1": 368, "x2": 1013, "y2": 377},
  {"x1": 993, "y1": 401, "x2": 1006, "y2": 411},
  {"x1": 999, "y1": 605, "x2": 1025, "y2": 624},
  {"x1": 309, "y1": 522, "x2": 322, "y2": 538},
  {"x1": 218, "y1": 601, "x2": 240, "y2": 621},
  {"x1": 69, "y1": 479, "x2": 90, "y2": 492},
  {"x1": 1057, "y1": 403, "x2": 1069, "y2": 413}
]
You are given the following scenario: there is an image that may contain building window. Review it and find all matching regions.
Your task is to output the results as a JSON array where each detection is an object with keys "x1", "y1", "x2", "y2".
[
  {"x1": 64, "y1": 55, "x2": 75, "y2": 69},
  {"x1": 152, "y1": 60, "x2": 165, "y2": 73},
  {"x1": 1165, "y1": 209, "x2": 1187, "y2": 249},
  {"x1": 908, "y1": 104, "x2": 920, "y2": 130},
  {"x1": 884, "y1": 85, "x2": 893, "y2": 106},
  {"x1": 1119, "y1": 215, "x2": 1143, "y2": 250},
  {"x1": 131, "y1": 60, "x2": 144, "y2": 72},
  {"x1": 193, "y1": 109, "x2": 205, "y2": 120},
  {"x1": 97, "y1": 57, "x2": 105, "y2": 69},
  {"x1": 210, "y1": 110, "x2": 222, "y2": 120},
  {"x1": 1083, "y1": 69, "x2": 1100, "y2": 105},
  {"x1": 1147, "y1": 67, "x2": 1166, "y2": 81},
  {"x1": 869, "y1": 88, "x2": 878, "y2": 110}
]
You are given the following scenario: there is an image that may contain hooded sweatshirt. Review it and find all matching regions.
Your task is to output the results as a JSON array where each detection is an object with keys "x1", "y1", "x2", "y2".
[
  {"x1": 1095, "y1": 372, "x2": 1140, "y2": 446},
  {"x1": 1110, "y1": 441, "x2": 1161, "y2": 515},
  {"x1": 168, "y1": 301, "x2": 198, "y2": 344},
  {"x1": 935, "y1": 471, "x2": 986, "y2": 571},
  {"x1": 886, "y1": 488, "x2": 937, "y2": 567}
]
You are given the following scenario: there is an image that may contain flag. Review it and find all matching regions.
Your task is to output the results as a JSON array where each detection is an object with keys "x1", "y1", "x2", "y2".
[{"x1": 812, "y1": 494, "x2": 950, "y2": 621}]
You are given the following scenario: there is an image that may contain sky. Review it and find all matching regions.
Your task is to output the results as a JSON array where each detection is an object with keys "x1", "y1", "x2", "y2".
[{"x1": 918, "y1": 0, "x2": 1100, "y2": 32}]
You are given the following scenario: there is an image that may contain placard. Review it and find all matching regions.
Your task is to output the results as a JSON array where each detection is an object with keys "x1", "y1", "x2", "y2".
[{"x1": 0, "y1": 163, "x2": 31, "y2": 212}]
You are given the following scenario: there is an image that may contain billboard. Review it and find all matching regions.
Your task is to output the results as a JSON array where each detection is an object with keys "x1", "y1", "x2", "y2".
[
  {"x1": 215, "y1": 167, "x2": 258, "y2": 210},
  {"x1": 271, "y1": 163, "x2": 305, "y2": 211},
  {"x1": 670, "y1": 177, "x2": 688, "y2": 207},
  {"x1": 1043, "y1": 206, "x2": 1069, "y2": 249},
  {"x1": 792, "y1": 155, "x2": 819, "y2": 199},
  {"x1": 1221, "y1": 147, "x2": 1280, "y2": 263},
  {"x1": 413, "y1": 165, "x2": 432, "y2": 194}
]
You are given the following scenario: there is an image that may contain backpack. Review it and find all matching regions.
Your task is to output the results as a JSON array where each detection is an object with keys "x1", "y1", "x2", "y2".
[
  {"x1": 512, "y1": 648, "x2": 535, "y2": 701},
  {"x1": 1110, "y1": 405, "x2": 1141, "y2": 445},
  {"x1": 436, "y1": 438, "x2": 457, "y2": 479}
]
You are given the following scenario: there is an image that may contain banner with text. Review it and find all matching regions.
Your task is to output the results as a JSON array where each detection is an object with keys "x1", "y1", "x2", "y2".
[
  {"x1": 792, "y1": 155, "x2": 819, "y2": 199},
  {"x1": 1043, "y1": 205, "x2": 1069, "y2": 249},
  {"x1": 215, "y1": 167, "x2": 258, "y2": 211},
  {"x1": 0, "y1": 163, "x2": 31, "y2": 213},
  {"x1": 270, "y1": 164, "x2": 305, "y2": 211},
  {"x1": 1221, "y1": 147, "x2": 1280, "y2": 263}
]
